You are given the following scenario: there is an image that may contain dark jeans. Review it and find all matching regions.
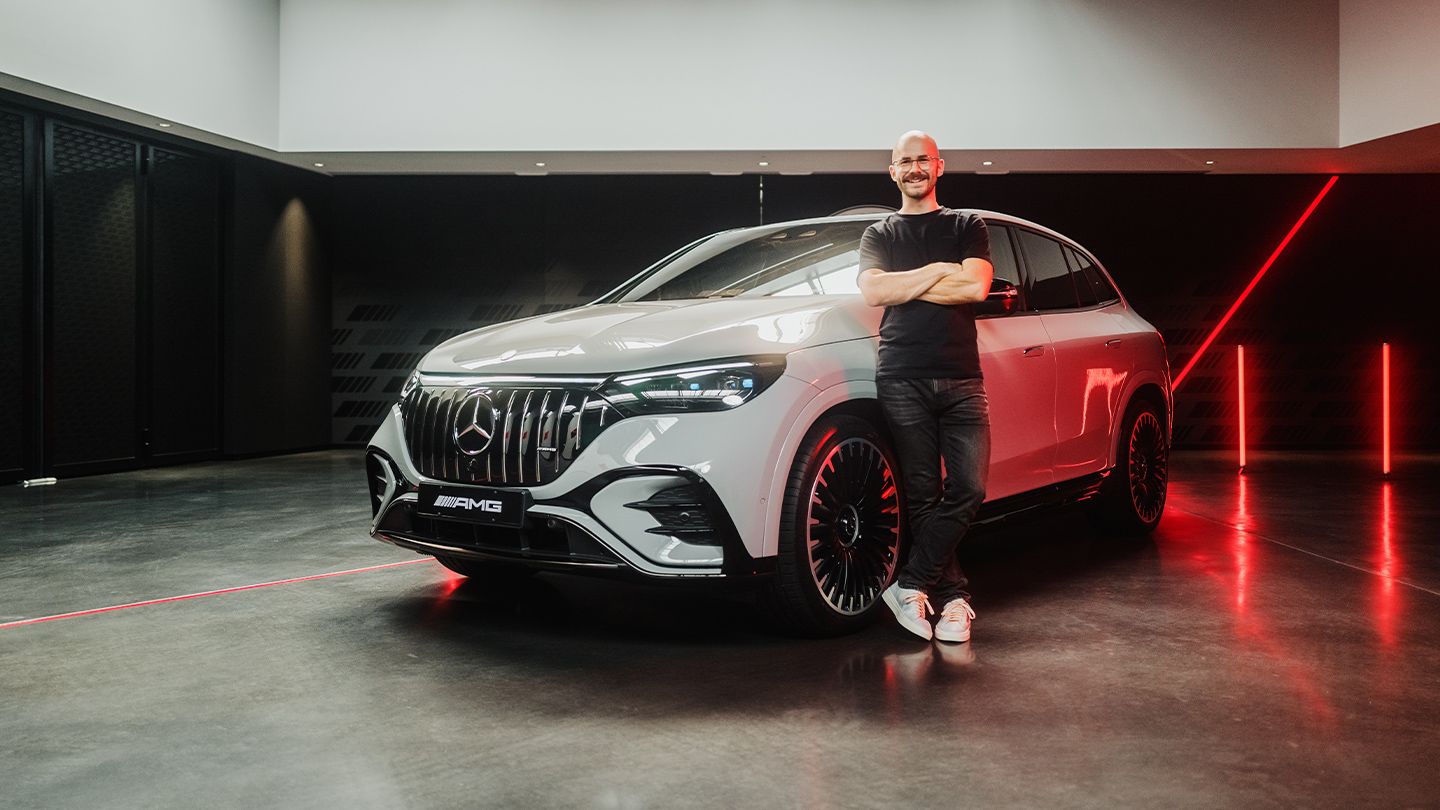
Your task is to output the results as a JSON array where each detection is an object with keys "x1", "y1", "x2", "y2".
[{"x1": 877, "y1": 377, "x2": 991, "y2": 606}]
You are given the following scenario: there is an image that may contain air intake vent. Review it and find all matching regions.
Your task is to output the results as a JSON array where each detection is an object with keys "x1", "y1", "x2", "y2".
[
  {"x1": 400, "y1": 384, "x2": 620, "y2": 485},
  {"x1": 624, "y1": 484, "x2": 722, "y2": 546}
]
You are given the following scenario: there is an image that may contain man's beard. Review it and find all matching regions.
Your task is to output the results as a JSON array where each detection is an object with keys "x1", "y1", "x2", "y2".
[{"x1": 898, "y1": 172, "x2": 934, "y2": 199}]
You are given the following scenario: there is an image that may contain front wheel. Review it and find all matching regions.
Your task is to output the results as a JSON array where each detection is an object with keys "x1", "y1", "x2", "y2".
[
  {"x1": 762, "y1": 414, "x2": 903, "y2": 635},
  {"x1": 1094, "y1": 398, "x2": 1168, "y2": 534}
]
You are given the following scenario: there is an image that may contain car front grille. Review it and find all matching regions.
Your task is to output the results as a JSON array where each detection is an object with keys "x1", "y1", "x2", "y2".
[{"x1": 400, "y1": 384, "x2": 621, "y2": 485}]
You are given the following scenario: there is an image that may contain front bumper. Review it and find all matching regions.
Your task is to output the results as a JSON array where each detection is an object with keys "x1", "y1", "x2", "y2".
[
  {"x1": 369, "y1": 451, "x2": 769, "y2": 578},
  {"x1": 363, "y1": 377, "x2": 817, "y2": 577}
]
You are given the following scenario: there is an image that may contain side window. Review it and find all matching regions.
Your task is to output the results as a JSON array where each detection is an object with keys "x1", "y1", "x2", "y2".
[
  {"x1": 1068, "y1": 247, "x2": 1120, "y2": 304},
  {"x1": 986, "y1": 224, "x2": 1020, "y2": 286},
  {"x1": 1018, "y1": 230, "x2": 1078, "y2": 311},
  {"x1": 1064, "y1": 247, "x2": 1099, "y2": 306}
]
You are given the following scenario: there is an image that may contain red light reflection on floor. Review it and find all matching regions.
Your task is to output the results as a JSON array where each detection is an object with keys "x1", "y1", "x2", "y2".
[
  {"x1": 0, "y1": 559, "x2": 435, "y2": 630},
  {"x1": 1161, "y1": 481, "x2": 1336, "y2": 726},
  {"x1": 1375, "y1": 482, "x2": 1397, "y2": 647},
  {"x1": 421, "y1": 571, "x2": 469, "y2": 626},
  {"x1": 1233, "y1": 474, "x2": 1250, "y2": 613}
]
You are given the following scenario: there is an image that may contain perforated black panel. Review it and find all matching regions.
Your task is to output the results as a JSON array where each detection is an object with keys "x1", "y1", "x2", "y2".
[
  {"x1": 148, "y1": 148, "x2": 220, "y2": 457},
  {"x1": 48, "y1": 123, "x2": 138, "y2": 469},
  {"x1": 0, "y1": 111, "x2": 25, "y2": 475}
]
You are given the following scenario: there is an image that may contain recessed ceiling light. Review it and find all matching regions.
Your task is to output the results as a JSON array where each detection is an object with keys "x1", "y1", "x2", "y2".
[
  {"x1": 313, "y1": 162, "x2": 325, "y2": 168},
  {"x1": 1205, "y1": 160, "x2": 1215, "y2": 165},
  {"x1": 535, "y1": 162, "x2": 546, "y2": 168},
  {"x1": 758, "y1": 161, "x2": 769, "y2": 167},
  {"x1": 982, "y1": 160, "x2": 993, "y2": 166},
  {"x1": 157, "y1": 122, "x2": 172, "y2": 128}
]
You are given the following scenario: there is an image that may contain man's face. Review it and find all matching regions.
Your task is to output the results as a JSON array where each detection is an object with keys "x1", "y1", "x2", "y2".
[{"x1": 888, "y1": 143, "x2": 943, "y2": 200}]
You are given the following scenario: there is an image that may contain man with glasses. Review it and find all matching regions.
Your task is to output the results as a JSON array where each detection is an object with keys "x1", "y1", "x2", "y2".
[{"x1": 857, "y1": 130, "x2": 994, "y2": 643}]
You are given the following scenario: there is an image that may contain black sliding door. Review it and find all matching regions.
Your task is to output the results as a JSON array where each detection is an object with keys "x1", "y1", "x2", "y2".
[
  {"x1": 147, "y1": 148, "x2": 221, "y2": 460},
  {"x1": 45, "y1": 122, "x2": 141, "y2": 474},
  {"x1": 0, "y1": 109, "x2": 28, "y2": 480},
  {"x1": 0, "y1": 110, "x2": 225, "y2": 484}
]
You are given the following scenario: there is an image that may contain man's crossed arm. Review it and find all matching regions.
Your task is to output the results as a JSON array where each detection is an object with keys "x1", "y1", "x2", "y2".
[{"x1": 858, "y1": 258, "x2": 995, "y2": 308}]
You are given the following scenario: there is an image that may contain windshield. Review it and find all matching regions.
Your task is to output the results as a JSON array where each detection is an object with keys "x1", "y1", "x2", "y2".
[{"x1": 597, "y1": 219, "x2": 874, "y2": 303}]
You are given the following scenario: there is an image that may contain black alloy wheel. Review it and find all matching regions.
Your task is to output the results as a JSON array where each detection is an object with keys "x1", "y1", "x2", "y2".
[
  {"x1": 806, "y1": 437, "x2": 901, "y2": 615},
  {"x1": 765, "y1": 414, "x2": 902, "y2": 635},
  {"x1": 1127, "y1": 409, "x2": 1168, "y2": 524},
  {"x1": 1094, "y1": 398, "x2": 1168, "y2": 534}
]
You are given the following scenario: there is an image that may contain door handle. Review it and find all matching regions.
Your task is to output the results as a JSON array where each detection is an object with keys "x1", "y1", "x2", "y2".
[
  {"x1": 1022, "y1": 346, "x2": 1046, "y2": 357},
  {"x1": 1105, "y1": 339, "x2": 1123, "y2": 347}
]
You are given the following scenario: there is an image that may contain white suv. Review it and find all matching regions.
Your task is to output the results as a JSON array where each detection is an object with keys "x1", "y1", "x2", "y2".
[{"x1": 365, "y1": 211, "x2": 1172, "y2": 634}]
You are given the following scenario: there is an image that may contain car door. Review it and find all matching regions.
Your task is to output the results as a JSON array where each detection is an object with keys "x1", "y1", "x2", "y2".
[
  {"x1": 977, "y1": 224, "x2": 1056, "y2": 499},
  {"x1": 1015, "y1": 229, "x2": 1130, "y2": 480}
]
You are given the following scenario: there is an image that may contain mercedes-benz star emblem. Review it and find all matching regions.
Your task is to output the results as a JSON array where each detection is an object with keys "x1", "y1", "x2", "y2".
[{"x1": 453, "y1": 391, "x2": 497, "y2": 456}]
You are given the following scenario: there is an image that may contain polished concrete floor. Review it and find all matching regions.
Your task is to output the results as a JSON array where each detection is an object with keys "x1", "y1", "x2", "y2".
[{"x1": 3, "y1": 450, "x2": 1438, "y2": 809}]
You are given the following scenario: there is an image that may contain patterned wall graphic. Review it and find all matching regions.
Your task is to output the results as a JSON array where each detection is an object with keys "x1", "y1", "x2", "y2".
[
  {"x1": 331, "y1": 272, "x2": 618, "y2": 445},
  {"x1": 329, "y1": 174, "x2": 1440, "y2": 451},
  {"x1": 328, "y1": 175, "x2": 759, "y2": 446},
  {"x1": 0, "y1": 110, "x2": 25, "y2": 475}
]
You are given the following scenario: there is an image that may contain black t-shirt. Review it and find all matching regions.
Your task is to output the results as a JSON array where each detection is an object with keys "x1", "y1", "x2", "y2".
[{"x1": 858, "y1": 208, "x2": 991, "y2": 379}]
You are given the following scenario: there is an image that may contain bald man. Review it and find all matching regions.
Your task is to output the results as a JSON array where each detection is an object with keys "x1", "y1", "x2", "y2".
[{"x1": 858, "y1": 131, "x2": 995, "y2": 643}]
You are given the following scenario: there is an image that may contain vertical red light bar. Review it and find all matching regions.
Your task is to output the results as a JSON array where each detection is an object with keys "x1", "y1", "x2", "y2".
[
  {"x1": 1382, "y1": 342, "x2": 1391, "y2": 476},
  {"x1": 1237, "y1": 345, "x2": 1247, "y2": 473}
]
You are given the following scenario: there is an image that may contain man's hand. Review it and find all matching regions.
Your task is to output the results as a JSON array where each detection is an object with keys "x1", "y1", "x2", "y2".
[{"x1": 917, "y1": 258, "x2": 995, "y2": 305}]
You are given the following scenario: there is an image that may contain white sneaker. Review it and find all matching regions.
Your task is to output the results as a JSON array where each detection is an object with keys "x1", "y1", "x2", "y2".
[
  {"x1": 882, "y1": 582, "x2": 933, "y2": 640},
  {"x1": 934, "y1": 598, "x2": 975, "y2": 643}
]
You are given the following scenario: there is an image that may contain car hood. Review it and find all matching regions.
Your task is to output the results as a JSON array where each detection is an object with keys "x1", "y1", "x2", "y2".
[{"x1": 421, "y1": 296, "x2": 880, "y2": 375}]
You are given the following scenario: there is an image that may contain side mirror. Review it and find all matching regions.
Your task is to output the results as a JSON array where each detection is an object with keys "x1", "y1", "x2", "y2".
[{"x1": 975, "y1": 279, "x2": 1019, "y2": 317}]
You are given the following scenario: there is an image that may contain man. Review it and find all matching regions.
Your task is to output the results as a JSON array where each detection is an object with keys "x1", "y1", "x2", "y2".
[{"x1": 857, "y1": 130, "x2": 994, "y2": 643}]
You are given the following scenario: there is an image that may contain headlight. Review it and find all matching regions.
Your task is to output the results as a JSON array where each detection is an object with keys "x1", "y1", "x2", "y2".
[
  {"x1": 598, "y1": 356, "x2": 786, "y2": 416},
  {"x1": 399, "y1": 370, "x2": 421, "y2": 401}
]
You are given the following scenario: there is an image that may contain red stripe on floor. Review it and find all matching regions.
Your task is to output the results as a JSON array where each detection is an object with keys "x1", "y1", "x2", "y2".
[{"x1": 0, "y1": 559, "x2": 435, "y2": 630}]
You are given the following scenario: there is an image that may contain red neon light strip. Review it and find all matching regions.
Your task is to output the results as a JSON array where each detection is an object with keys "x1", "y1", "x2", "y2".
[
  {"x1": 1383, "y1": 342, "x2": 1391, "y2": 475},
  {"x1": 1172, "y1": 175, "x2": 1339, "y2": 391},
  {"x1": 1237, "y1": 345, "x2": 1247, "y2": 473},
  {"x1": 0, "y1": 559, "x2": 433, "y2": 630}
]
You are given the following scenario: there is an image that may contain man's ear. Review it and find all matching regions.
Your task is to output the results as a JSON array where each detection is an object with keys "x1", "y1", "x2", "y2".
[
  {"x1": 888, "y1": 163, "x2": 899, "y2": 182},
  {"x1": 935, "y1": 157, "x2": 945, "y2": 179}
]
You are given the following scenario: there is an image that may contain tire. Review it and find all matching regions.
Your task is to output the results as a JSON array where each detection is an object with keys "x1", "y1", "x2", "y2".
[
  {"x1": 1094, "y1": 398, "x2": 1168, "y2": 535},
  {"x1": 433, "y1": 555, "x2": 535, "y2": 588},
  {"x1": 762, "y1": 414, "x2": 903, "y2": 636}
]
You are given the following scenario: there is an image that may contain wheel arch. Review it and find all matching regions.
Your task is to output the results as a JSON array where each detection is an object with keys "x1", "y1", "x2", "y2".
[
  {"x1": 760, "y1": 380, "x2": 886, "y2": 558},
  {"x1": 1109, "y1": 375, "x2": 1172, "y2": 470}
]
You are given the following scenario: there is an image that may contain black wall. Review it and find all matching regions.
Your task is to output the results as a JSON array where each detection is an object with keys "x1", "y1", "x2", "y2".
[
  {"x1": 0, "y1": 94, "x2": 332, "y2": 483},
  {"x1": 225, "y1": 156, "x2": 332, "y2": 456},
  {"x1": 329, "y1": 172, "x2": 1440, "y2": 452}
]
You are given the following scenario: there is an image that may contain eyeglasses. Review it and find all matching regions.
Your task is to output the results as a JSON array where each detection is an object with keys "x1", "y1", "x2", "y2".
[{"x1": 891, "y1": 155, "x2": 939, "y2": 170}]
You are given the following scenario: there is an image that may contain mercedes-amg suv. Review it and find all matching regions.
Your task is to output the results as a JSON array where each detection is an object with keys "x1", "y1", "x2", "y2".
[{"x1": 365, "y1": 211, "x2": 1172, "y2": 634}]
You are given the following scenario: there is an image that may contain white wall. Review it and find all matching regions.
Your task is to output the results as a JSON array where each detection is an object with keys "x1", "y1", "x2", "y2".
[
  {"x1": 278, "y1": 0, "x2": 1338, "y2": 152},
  {"x1": 0, "y1": 0, "x2": 279, "y2": 148},
  {"x1": 1339, "y1": 0, "x2": 1440, "y2": 145},
  {"x1": 20, "y1": 0, "x2": 1421, "y2": 156}
]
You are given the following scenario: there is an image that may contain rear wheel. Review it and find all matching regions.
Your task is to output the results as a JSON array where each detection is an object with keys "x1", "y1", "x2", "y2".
[
  {"x1": 1094, "y1": 398, "x2": 1168, "y2": 534},
  {"x1": 763, "y1": 414, "x2": 903, "y2": 635}
]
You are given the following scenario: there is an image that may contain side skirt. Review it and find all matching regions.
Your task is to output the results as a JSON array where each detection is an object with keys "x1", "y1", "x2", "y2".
[{"x1": 973, "y1": 470, "x2": 1110, "y2": 526}]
